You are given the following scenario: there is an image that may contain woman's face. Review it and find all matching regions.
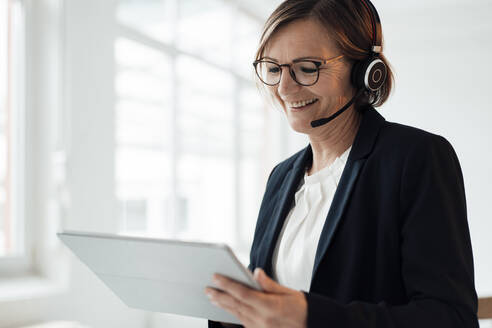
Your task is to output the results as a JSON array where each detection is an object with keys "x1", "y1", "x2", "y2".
[{"x1": 263, "y1": 19, "x2": 354, "y2": 134}]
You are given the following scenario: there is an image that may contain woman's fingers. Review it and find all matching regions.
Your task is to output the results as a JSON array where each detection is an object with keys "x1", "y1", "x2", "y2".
[
  {"x1": 212, "y1": 274, "x2": 269, "y2": 309},
  {"x1": 206, "y1": 287, "x2": 258, "y2": 325}
]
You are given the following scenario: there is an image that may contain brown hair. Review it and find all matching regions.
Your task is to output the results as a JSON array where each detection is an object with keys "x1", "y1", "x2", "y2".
[{"x1": 255, "y1": 0, "x2": 394, "y2": 109}]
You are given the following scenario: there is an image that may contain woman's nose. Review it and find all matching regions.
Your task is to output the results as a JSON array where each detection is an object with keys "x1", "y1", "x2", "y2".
[{"x1": 277, "y1": 67, "x2": 301, "y2": 96}]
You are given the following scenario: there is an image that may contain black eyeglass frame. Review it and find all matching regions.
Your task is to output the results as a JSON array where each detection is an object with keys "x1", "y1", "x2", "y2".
[{"x1": 252, "y1": 55, "x2": 344, "y2": 86}]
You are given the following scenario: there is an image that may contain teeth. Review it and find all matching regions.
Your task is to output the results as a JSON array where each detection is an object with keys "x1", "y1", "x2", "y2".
[{"x1": 288, "y1": 98, "x2": 318, "y2": 108}]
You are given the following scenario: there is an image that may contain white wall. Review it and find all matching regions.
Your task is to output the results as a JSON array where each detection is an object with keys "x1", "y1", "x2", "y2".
[{"x1": 383, "y1": 0, "x2": 492, "y2": 297}]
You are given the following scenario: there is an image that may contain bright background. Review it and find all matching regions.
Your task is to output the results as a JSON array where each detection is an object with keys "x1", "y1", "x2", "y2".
[{"x1": 0, "y1": 0, "x2": 491, "y2": 327}]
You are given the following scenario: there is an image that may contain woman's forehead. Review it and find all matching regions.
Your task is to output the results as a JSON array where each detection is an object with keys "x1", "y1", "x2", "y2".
[{"x1": 263, "y1": 19, "x2": 338, "y2": 60}]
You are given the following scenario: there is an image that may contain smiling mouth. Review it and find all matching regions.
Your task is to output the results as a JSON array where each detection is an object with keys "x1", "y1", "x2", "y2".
[{"x1": 287, "y1": 98, "x2": 319, "y2": 110}]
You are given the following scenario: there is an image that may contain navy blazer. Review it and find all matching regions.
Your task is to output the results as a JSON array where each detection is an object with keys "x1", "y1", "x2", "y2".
[{"x1": 210, "y1": 107, "x2": 479, "y2": 327}]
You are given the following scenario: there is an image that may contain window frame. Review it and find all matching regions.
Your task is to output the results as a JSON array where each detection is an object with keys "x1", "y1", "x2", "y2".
[
  {"x1": 0, "y1": 0, "x2": 66, "y2": 283},
  {"x1": 0, "y1": 0, "x2": 29, "y2": 277}
]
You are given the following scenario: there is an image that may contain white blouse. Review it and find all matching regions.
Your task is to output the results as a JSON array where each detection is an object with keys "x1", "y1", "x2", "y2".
[{"x1": 272, "y1": 146, "x2": 352, "y2": 291}]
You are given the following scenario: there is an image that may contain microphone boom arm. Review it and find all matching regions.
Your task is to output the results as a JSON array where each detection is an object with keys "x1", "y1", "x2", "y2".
[{"x1": 310, "y1": 89, "x2": 364, "y2": 128}]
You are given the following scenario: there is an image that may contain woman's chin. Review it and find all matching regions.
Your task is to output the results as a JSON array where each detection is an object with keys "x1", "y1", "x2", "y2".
[{"x1": 287, "y1": 116, "x2": 313, "y2": 134}]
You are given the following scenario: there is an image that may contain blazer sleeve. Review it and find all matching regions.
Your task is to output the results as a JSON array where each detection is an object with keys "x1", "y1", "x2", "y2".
[{"x1": 302, "y1": 135, "x2": 479, "y2": 328}]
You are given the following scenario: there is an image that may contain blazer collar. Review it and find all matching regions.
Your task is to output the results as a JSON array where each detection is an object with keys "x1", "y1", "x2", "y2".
[
  {"x1": 292, "y1": 106, "x2": 386, "y2": 168},
  {"x1": 347, "y1": 106, "x2": 386, "y2": 161}
]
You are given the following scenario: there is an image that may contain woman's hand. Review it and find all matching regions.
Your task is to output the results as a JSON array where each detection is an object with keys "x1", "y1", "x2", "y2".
[{"x1": 205, "y1": 268, "x2": 308, "y2": 328}]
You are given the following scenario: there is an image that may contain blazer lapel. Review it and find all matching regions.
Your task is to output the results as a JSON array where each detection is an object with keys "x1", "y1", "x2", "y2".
[
  {"x1": 310, "y1": 159, "x2": 364, "y2": 281},
  {"x1": 311, "y1": 107, "x2": 386, "y2": 282},
  {"x1": 258, "y1": 146, "x2": 313, "y2": 277}
]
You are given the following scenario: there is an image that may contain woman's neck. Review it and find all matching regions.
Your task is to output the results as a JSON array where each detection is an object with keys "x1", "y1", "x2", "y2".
[{"x1": 307, "y1": 107, "x2": 361, "y2": 176}]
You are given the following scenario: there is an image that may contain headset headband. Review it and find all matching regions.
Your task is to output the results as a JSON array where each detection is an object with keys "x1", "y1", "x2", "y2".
[{"x1": 359, "y1": 0, "x2": 382, "y2": 54}]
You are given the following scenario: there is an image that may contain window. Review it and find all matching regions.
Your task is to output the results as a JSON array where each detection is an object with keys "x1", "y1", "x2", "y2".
[
  {"x1": 115, "y1": 37, "x2": 174, "y2": 236},
  {"x1": 0, "y1": 0, "x2": 25, "y2": 259},
  {"x1": 115, "y1": 0, "x2": 269, "y2": 253}
]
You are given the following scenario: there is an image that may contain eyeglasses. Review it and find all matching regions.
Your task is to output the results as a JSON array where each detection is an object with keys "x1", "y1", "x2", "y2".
[{"x1": 253, "y1": 55, "x2": 344, "y2": 86}]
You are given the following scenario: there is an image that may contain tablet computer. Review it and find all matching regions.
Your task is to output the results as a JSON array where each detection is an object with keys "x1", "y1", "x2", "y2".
[{"x1": 57, "y1": 230, "x2": 261, "y2": 324}]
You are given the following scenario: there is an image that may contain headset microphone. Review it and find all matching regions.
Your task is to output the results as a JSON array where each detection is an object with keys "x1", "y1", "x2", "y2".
[{"x1": 310, "y1": 0, "x2": 387, "y2": 129}]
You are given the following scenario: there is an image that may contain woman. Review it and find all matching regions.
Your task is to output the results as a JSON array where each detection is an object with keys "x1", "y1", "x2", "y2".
[{"x1": 205, "y1": 0, "x2": 479, "y2": 327}]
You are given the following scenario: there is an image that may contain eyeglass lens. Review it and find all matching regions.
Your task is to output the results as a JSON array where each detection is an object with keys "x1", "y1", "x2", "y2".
[{"x1": 256, "y1": 61, "x2": 319, "y2": 86}]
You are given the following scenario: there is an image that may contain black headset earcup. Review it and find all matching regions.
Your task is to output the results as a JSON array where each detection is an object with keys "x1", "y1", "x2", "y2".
[
  {"x1": 365, "y1": 58, "x2": 387, "y2": 91},
  {"x1": 351, "y1": 57, "x2": 387, "y2": 92}
]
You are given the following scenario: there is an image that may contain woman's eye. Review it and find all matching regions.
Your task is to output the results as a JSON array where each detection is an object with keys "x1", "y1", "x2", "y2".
[
  {"x1": 300, "y1": 66, "x2": 317, "y2": 74},
  {"x1": 268, "y1": 67, "x2": 280, "y2": 74}
]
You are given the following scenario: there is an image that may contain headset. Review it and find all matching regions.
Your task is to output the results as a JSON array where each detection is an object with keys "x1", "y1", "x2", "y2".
[
  {"x1": 351, "y1": 0, "x2": 388, "y2": 92},
  {"x1": 311, "y1": 0, "x2": 387, "y2": 127}
]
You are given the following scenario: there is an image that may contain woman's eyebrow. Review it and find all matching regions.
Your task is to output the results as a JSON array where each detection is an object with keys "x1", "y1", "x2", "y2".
[
  {"x1": 260, "y1": 56, "x2": 326, "y2": 62},
  {"x1": 260, "y1": 56, "x2": 278, "y2": 62},
  {"x1": 293, "y1": 56, "x2": 324, "y2": 62}
]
